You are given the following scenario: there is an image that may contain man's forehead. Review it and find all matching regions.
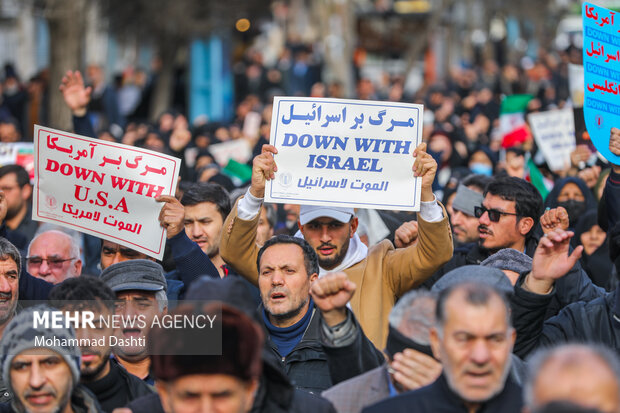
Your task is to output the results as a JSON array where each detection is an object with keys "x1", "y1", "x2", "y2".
[
  {"x1": 102, "y1": 240, "x2": 143, "y2": 254},
  {"x1": 184, "y1": 201, "x2": 218, "y2": 217},
  {"x1": 483, "y1": 194, "x2": 515, "y2": 209},
  {"x1": 260, "y1": 244, "x2": 304, "y2": 265},
  {"x1": 0, "y1": 258, "x2": 18, "y2": 269},
  {"x1": 116, "y1": 290, "x2": 156, "y2": 300},
  {"x1": 443, "y1": 291, "x2": 509, "y2": 329},
  {"x1": 14, "y1": 347, "x2": 64, "y2": 359},
  {"x1": 31, "y1": 233, "x2": 72, "y2": 253}
]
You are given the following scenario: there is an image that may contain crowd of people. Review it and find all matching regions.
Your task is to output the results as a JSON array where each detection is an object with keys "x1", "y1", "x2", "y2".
[{"x1": 0, "y1": 31, "x2": 617, "y2": 413}]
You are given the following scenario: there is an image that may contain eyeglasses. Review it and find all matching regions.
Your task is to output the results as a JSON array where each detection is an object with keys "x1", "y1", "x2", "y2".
[
  {"x1": 474, "y1": 206, "x2": 519, "y2": 223},
  {"x1": 26, "y1": 257, "x2": 75, "y2": 269}
]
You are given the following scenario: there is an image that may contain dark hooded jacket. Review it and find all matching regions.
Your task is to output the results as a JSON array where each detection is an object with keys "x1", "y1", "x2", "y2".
[
  {"x1": 571, "y1": 209, "x2": 614, "y2": 290},
  {"x1": 544, "y1": 176, "x2": 598, "y2": 228}
]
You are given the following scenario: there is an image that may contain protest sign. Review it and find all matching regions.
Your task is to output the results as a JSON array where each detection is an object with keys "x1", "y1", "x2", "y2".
[
  {"x1": 528, "y1": 109, "x2": 576, "y2": 172},
  {"x1": 0, "y1": 143, "x2": 34, "y2": 180},
  {"x1": 265, "y1": 97, "x2": 423, "y2": 211},
  {"x1": 583, "y1": 2, "x2": 620, "y2": 164},
  {"x1": 208, "y1": 139, "x2": 252, "y2": 167},
  {"x1": 33, "y1": 125, "x2": 181, "y2": 260}
]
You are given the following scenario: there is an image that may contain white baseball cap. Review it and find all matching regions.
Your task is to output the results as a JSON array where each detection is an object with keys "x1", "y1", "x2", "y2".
[{"x1": 299, "y1": 205, "x2": 355, "y2": 225}]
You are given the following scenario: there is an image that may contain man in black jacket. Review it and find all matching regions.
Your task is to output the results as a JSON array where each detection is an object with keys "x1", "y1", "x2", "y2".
[
  {"x1": 425, "y1": 176, "x2": 543, "y2": 287},
  {"x1": 48, "y1": 275, "x2": 154, "y2": 412},
  {"x1": 363, "y1": 282, "x2": 522, "y2": 413}
]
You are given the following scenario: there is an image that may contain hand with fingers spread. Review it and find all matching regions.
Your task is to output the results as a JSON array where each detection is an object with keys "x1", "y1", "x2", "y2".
[
  {"x1": 524, "y1": 228, "x2": 583, "y2": 295},
  {"x1": 412, "y1": 143, "x2": 438, "y2": 202},
  {"x1": 390, "y1": 349, "x2": 442, "y2": 391},
  {"x1": 310, "y1": 271, "x2": 356, "y2": 327},
  {"x1": 394, "y1": 220, "x2": 419, "y2": 248},
  {"x1": 577, "y1": 165, "x2": 601, "y2": 189},
  {"x1": 250, "y1": 144, "x2": 278, "y2": 198},
  {"x1": 59, "y1": 70, "x2": 92, "y2": 117},
  {"x1": 156, "y1": 195, "x2": 185, "y2": 239},
  {"x1": 540, "y1": 207, "x2": 570, "y2": 235}
]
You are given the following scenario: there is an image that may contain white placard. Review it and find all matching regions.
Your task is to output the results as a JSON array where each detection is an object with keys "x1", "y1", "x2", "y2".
[
  {"x1": 266, "y1": 97, "x2": 423, "y2": 211},
  {"x1": 208, "y1": 139, "x2": 252, "y2": 167},
  {"x1": 528, "y1": 109, "x2": 576, "y2": 172},
  {"x1": 33, "y1": 125, "x2": 181, "y2": 260}
]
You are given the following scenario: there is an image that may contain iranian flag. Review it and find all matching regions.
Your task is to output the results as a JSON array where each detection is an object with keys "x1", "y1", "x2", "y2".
[{"x1": 500, "y1": 94, "x2": 533, "y2": 148}]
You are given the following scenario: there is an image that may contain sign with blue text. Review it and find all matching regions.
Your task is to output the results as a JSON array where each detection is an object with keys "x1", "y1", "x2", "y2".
[
  {"x1": 583, "y1": 2, "x2": 620, "y2": 164},
  {"x1": 266, "y1": 97, "x2": 423, "y2": 211}
]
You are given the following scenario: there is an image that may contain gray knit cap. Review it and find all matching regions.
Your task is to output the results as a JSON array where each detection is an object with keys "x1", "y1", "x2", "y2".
[
  {"x1": 481, "y1": 248, "x2": 532, "y2": 275},
  {"x1": 431, "y1": 265, "x2": 514, "y2": 296},
  {"x1": 452, "y1": 184, "x2": 483, "y2": 217},
  {"x1": 0, "y1": 305, "x2": 81, "y2": 389}
]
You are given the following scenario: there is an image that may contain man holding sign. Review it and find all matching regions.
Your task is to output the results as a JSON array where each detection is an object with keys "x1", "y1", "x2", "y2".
[{"x1": 221, "y1": 143, "x2": 453, "y2": 347}]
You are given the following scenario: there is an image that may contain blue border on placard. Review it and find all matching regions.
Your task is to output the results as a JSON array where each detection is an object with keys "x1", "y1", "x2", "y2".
[{"x1": 270, "y1": 98, "x2": 419, "y2": 209}]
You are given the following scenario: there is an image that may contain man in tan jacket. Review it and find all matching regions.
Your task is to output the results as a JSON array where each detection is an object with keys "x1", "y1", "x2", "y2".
[{"x1": 220, "y1": 143, "x2": 453, "y2": 347}]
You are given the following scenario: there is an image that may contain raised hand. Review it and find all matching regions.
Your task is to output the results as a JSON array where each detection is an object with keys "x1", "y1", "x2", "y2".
[
  {"x1": 525, "y1": 228, "x2": 583, "y2": 294},
  {"x1": 412, "y1": 143, "x2": 438, "y2": 202},
  {"x1": 156, "y1": 195, "x2": 185, "y2": 239},
  {"x1": 391, "y1": 349, "x2": 442, "y2": 391},
  {"x1": 310, "y1": 271, "x2": 356, "y2": 327},
  {"x1": 540, "y1": 207, "x2": 569, "y2": 235},
  {"x1": 58, "y1": 70, "x2": 91, "y2": 116},
  {"x1": 394, "y1": 220, "x2": 419, "y2": 248},
  {"x1": 249, "y1": 144, "x2": 278, "y2": 198}
]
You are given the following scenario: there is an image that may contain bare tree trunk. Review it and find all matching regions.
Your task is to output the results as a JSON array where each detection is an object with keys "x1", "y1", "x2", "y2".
[
  {"x1": 313, "y1": 0, "x2": 355, "y2": 97},
  {"x1": 149, "y1": 38, "x2": 177, "y2": 121},
  {"x1": 46, "y1": 0, "x2": 86, "y2": 131}
]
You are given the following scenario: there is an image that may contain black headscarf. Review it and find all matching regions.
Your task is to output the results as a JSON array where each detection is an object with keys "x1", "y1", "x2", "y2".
[{"x1": 572, "y1": 209, "x2": 613, "y2": 290}]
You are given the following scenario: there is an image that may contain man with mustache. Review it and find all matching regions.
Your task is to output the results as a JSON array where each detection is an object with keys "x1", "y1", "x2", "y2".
[
  {"x1": 255, "y1": 234, "x2": 337, "y2": 394},
  {"x1": 221, "y1": 143, "x2": 453, "y2": 348},
  {"x1": 0, "y1": 306, "x2": 102, "y2": 413},
  {"x1": 101, "y1": 259, "x2": 168, "y2": 385},
  {"x1": 48, "y1": 276, "x2": 153, "y2": 412},
  {"x1": 0, "y1": 238, "x2": 21, "y2": 404},
  {"x1": 363, "y1": 282, "x2": 522, "y2": 413},
  {"x1": 425, "y1": 176, "x2": 543, "y2": 287}
]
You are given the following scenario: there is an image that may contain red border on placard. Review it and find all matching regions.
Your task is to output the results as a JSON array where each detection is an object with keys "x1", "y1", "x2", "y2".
[{"x1": 35, "y1": 127, "x2": 179, "y2": 255}]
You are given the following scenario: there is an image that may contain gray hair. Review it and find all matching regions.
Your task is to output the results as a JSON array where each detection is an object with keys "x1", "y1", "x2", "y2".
[
  {"x1": 0, "y1": 238, "x2": 21, "y2": 275},
  {"x1": 524, "y1": 343, "x2": 620, "y2": 411},
  {"x1": 388, "y1": 290, "x2": 436, "y2": 345},
  {"x1": 28, "y1": 229, "x2": 81, "y2": 266},
  {"x1": 155, "y1": 289, "x2": 168, "y2": 312},
  {"x1": 435, "y1": 282, "x2": 512, "y2": 338}
]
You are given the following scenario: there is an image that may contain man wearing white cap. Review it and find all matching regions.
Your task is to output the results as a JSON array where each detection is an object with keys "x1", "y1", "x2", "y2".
[{"x1": 221, "y1": 143, "x2": 453, "y2": 347}]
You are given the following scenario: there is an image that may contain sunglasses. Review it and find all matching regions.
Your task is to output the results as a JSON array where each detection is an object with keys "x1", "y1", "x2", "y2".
[{"x1": 474, "y1": 206, "x2": 519, "y2": 223}]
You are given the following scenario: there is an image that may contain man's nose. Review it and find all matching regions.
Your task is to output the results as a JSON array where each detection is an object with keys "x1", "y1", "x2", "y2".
[
  {"x1": 190, "y1": 222, "x2": 203, "y2": 238},
  {"x1": 478, "y1": 211, "x2": 490, "y2": 226},
  {"x1": 28, "y1": 363, "x2": 46, "y2": 389},
  {"x1": 0, "y1": 276, "x2": 10, "y2": 292},
  {"x1": 271, "y1": 270, "x2": 285, "y2": 286},
  {"x1": 111, "y1": 252, "x2": 123, "y2": 265},
  {"x1": 38, "y1": 259, "x2": 51, "y2": 275},
  {"x1": 319, "y1": 225, "x2": 331, "y2": 242},
  {"x1": 470, "y1": 340, "x2": 491, "y2": 365}
]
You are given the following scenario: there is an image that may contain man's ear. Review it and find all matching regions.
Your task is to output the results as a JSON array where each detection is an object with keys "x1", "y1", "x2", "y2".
[
  {"x1": 298, "y1": 221, "x2": 304, "y2": 234},
  {"x1": 309, "y1": 272, "x2": 319, "y2": 283},
  {"x1": 429, "y1": 327, "x2": 442, "y2": 361},
  {"x1": 21, "y1": 184, "x2": 32, "y2": 202},
  {"x1": 349, "y1": 217, "x2": 358, "y2": 238},
  {"x1": 517, "y1": 217, "x2": 534, "y2": 236}
]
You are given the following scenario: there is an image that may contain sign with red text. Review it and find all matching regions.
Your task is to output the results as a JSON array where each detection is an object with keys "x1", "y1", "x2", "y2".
[
  {"x1": 266, "y1": 97, "x2": 423, "y2": 210},
  {"x1": 583, "y1": 2, "x2": 620, "y2": 164},
  {"x1": 33, "y1": 125, "x2": 181, "y2": 260}
]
